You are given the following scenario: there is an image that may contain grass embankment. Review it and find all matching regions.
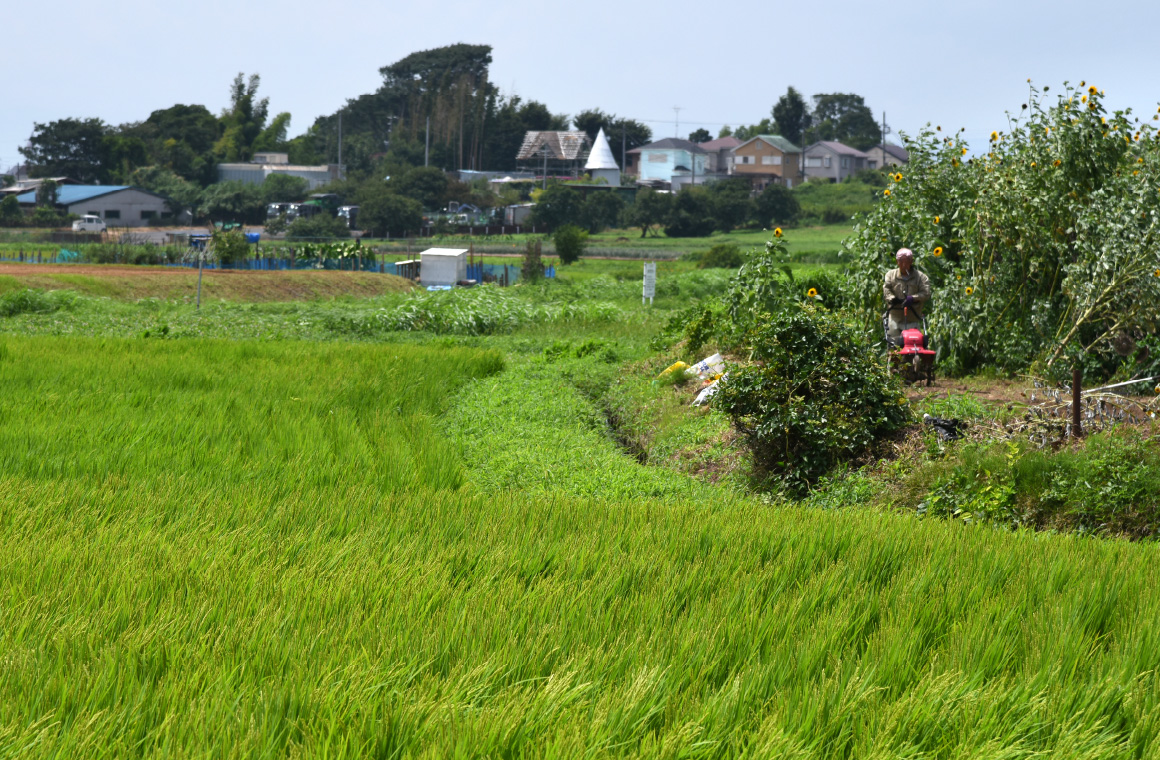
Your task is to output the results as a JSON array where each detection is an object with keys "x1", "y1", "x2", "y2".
[
  {"x1": 5, "y1": 336, "x2": 1160, "y2": 756},
  {"x1": 0, "y1": 265, "x2": 414, "y2": 302}
]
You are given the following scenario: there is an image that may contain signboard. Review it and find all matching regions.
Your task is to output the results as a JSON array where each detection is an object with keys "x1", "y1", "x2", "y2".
[{"x1": 642, "y1": 262, "x2": 656, "y2": 305}]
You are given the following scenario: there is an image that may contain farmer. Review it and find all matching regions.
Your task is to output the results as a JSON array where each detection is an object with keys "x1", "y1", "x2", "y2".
[{"x1": 883, "y1": 247, "x2": 931, "y2": 346}]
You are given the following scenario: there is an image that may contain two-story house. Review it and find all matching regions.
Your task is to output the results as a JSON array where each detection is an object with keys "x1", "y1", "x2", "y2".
[
  {"x1": 865, "y1": 143, "x2": 909, "y2": 170},
  {"x1": 802, "y1": 141, "x2": 869, "y2": 182},
  {"x1": 626, "y1": 138, "x2": 708, "y2": 187},
  {"x1": 731, "y1": 135, "x2": 803, "y2": 190}
]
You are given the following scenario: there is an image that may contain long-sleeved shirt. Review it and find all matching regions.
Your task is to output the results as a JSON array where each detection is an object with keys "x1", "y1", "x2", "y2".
[{"x1": 883, "y1": 267, "x2": 932, "y2": 319}]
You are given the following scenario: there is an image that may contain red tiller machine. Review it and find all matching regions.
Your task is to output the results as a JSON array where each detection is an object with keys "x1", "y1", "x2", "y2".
[{"x1": 883, "y1": 303, "x2": 936, "y2": 386}]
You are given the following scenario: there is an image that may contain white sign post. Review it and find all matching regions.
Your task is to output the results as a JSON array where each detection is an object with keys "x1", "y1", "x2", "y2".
[{"x1": 642, "y1": 262, "x2": 656, "y2": 305}]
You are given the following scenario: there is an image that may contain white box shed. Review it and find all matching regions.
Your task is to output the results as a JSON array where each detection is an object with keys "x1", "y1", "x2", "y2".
[{"x1": 419, "y1": 248, "x2": 468, "y2": 287}]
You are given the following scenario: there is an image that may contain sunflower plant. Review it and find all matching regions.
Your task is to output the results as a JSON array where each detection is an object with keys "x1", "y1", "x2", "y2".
[{"x1": 844, "y1": 81, "x2": 1160, "y2": 379}]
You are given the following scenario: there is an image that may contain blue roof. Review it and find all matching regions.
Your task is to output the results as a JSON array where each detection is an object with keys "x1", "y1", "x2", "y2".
[{"x1": 15, "y1": 185, "x2": 133, "y2": 205}]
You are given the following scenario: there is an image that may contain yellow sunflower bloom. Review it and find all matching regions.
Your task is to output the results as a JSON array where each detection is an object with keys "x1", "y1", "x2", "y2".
[
  {"x1": 933, "y1": 246, "x2": 943, "y2": 257},
  {"x1": 1139, "y1": 158, "x2": 1145, "y2": 164},
  {"x1": 1080, "y1": 80, "x2": 1086, "y2": 87},
  {"x1": 1031, "y1": 162, "x2": 1036, "y2": 167},
  {"x1": 1155, "y1": 269, "x2": 1160, "y2": 277},
  {"x1": 883, "y1": 189, "x2": 891, "y2": 197},
  {"x1": 773, "y1": 227, "x2": 783, "y2": 237},
  {"x1": 934, "y1": 216, "x2": 940, "y2": 224},
  {"x1": 965, "y1": 286, "x2": 974, "y2": 295},
  {"x1": 961, "y1": 147, "x2": 968, "y2": 155},
  {"x1": 1088, "y1": 85, "x2": 1097, "y2": 95},
  {"x1": 1101, "y1": 117, "x2": 1107, "y2": 124},
  {"x1": 807, "y1": 288, "x2": 818, "y2": 298},
  {"x1": 990, "y1": 131, "x2": 998, "y2": 141},
  {"x1": 893, "y1": 172, "x2": 903, "y2": 182}
]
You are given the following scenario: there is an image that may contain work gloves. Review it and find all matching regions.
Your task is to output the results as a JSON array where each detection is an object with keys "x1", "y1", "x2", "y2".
[{"x1": 903, "y1": 295, "x2": 916, "y2": 307}]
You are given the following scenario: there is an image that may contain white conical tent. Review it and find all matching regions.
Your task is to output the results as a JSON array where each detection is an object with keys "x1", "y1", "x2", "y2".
[
  {"x1": 585, "y1": 128, "x2": 619, "y2": 170},
  {"x1": 585, "y1": 128, "x2": 621, "y2": 185}
]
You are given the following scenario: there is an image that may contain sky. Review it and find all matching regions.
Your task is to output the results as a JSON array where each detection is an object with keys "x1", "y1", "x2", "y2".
[{"x1": 4, "y1": 0, "x2": 1160, "y2": 173}]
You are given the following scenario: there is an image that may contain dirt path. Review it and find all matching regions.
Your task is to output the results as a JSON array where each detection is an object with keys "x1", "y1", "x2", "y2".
[{"x1": 0, "y1": 264, "x2": 414, "y2": 302}]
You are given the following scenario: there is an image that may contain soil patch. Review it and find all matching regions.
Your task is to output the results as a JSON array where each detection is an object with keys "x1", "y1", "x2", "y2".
[{"x1": 0, "y1": 264, "x2": 414, "y2": 302}]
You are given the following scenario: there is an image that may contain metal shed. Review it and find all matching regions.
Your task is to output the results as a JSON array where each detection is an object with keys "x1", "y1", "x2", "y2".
[{"x1": 419, "y1": 248, "x2": 468, "y2": 287}]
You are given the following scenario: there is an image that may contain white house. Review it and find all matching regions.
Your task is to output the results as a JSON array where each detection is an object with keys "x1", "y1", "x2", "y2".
[{"x1": 217, "y1": 152, "x2": 343, "y2": 189}]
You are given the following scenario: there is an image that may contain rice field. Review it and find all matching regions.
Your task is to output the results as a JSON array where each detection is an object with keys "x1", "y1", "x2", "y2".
[{"x1": 2, "y1": 334, "x2": 1160, "y2": 757}]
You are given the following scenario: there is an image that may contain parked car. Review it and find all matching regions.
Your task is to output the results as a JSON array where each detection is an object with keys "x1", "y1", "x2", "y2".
[{"x1": 72, "y1": 214, "x2": 107, "y2": 232}]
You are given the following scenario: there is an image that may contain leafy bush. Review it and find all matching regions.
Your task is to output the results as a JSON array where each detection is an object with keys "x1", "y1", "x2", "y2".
[
  {"x1": 753, "y1": 184, "x2": 800, "y2": 227},
  {"x1": 664, "y1": 187, "x2": 715, "y2": 238},
  {"x1": 0, "y1": 288, "x2": 79, "y2": 317},
  {"x1": 553, "y1": 224, "x2": 588, "y2": 265},
  {"x1": 698, "y1": 244, "x2": 743, "y2": 269},
  {"x1": 907, "y1": 432, "x2": 1160, "y2": 538},
  {"x1": 326, "y1": 286, "x2": 622, "y2": 337},
  {"x1": 844, "y1": 81, "x2": 1160, "y2": 380},
  {"x1": 0, "y1": 195, "x2": 24, "y2": 227},
  {"x1": 210, "y1": 229, "x2": 252, "y2": 266},
  {"x1": 714, "y1": 304, "x2": 910, "y2": 491},
  {"x1": 286, "y1": 213, "x2": 349, "y2": 241},
  {"x1": 358, "y1": 192, "x2": 423, "y2": 238}
]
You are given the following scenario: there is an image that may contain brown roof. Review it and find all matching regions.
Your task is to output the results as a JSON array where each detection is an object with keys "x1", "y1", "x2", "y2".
[
  {"x1": 808, "y1": 140, "x2": 869, "y2": 158},
  {"x1": 516, "y1": 131, "x2": 591, "y2": 161},
  {"x1": 698, "y1": 136, "x2": 742, "y2": 151}
]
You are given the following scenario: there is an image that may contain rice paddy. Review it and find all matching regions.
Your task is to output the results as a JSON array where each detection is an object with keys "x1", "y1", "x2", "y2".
[{"x1": 2, "y1": 274, "x2": 1160, "y2": 757}]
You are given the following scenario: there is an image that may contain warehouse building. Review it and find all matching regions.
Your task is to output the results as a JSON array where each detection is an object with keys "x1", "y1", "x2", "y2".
[
  {"x1": 16, "y1": 185, "x2": 176, "y2": 226},
  {"x1": 216, "y1": 152, "x2": 343, "y2": 189}
]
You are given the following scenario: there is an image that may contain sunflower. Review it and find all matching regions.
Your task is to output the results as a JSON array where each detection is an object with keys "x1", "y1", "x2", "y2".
[
  {"x1": 964, "y1": 287, "x2": 974, "y2": 295},
  {"x1": 1088, "y1": 85, "x2": 1097, "y2": 95},
  {"x1": 1155, "y1": 269, "x2": 1160, "y2": 277},
  {"x1": 773, "y1": 227, "x2": 783, "y2": 237},
  {"x1": 893, "y1": 172, "x2": 903, "y2": 182},
  {"x1": 990, "y1": 131, "x2": 999, "y2": 141},
  {"x1": 1031, "y1": 162, "x2": 1036, "y2": 167},
  {"x1": 1045, "y1": 127, "x2": 1051, "y2": 135},
  {"x1": 1082, "y1": 95, "x2": 1088, "y2": 103},
  {"x1": 961, "y1": 147, "x2": 968, "y2": 155},
  {"x1": 807, "y1": 288, "x2": 818, "y2": 298},
  {"x1": 952, "y1": 159, "x2": 960, "y2": 167},
  {"x1": 1080, "y1": 80, "x2": 1086, "y2": 87},
  {"x1": 883, "y1": 189, "x2": 891, "y2": 197},
  {"x1": 933, "y1": 246, "x2": 943, "y2": 257},
  {"x1": 1101, "y1": 117, "x2": 1107, "y2": 124},
  {"x1": 934, "y1": 216, "x2": 940, "y2": 224}
]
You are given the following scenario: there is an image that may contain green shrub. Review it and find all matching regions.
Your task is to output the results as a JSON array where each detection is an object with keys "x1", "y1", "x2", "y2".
[
  {"x1": 698, "y1": 244, "x2": 743, "y2": 269},
  {"x1": 714, "y1": 303, "x2": 910, "y2": 491},
  {"x1": 210, "y1": 229, "x2": 252, "y2": 266},
  {"x1": 0, "y1": 288, "x2": 79, "y2": 317},
  {"x1": 553, "y1": 224, "x2": 588, "y2": 265},
  {"x1": 664, "y1": 187, "x2": 715, "y2": 238},
  {"x1": 286, "y1": 213, "x2": 349, "y2": 241}
]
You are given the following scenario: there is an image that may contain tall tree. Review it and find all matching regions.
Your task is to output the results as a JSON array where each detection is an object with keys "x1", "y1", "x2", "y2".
[
  {"x1": 19, "y1": 118, "x2": 109, "y2": 182},
  {"x1": 804, "y1": 93, "x2": 881, "y2": 151},
  {"x1": 688, "y1": 128, "x2": 712, "y2": 143},
  {"x1": 771, "y1": 87, "x2": 811, "y2": 147},
  {"x1": 215, "y1": 73, "x2": 289, "y2": 162}
]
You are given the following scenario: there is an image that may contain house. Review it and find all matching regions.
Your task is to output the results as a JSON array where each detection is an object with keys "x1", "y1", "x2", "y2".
[
  {"x1": 0, "y1": 176, "x2": 80, "y2": 198},
  {"x1": 865, "y1": 143, "x2": 910, "y2": 169},
  {"x1": 217, "y1": 152, "x2": 343, "y2": 189},
  {"x1": 803, "y1": 141, "x2": 869, "y2": 182},
  {"x1": 15, "y1": 185, "x2": 176, "y2": 226},
  {"x1": 698, "y1": 136, "x2": 741, "y2": 176},
  {"x1": 626, "y1": 138, "x2": 708, "y2": 188},
  {"x1": 731, "y1": 135, "x2": 803, "y2": 190},
  {"x1": 584, "y1": 128, "x2": 621, "y2": 186},
  {"x1": 516, "y1": 131, "x2": 591, "y2": 177}
]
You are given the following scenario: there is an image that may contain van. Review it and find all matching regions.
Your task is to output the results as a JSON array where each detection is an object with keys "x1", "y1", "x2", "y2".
[{"x1": 72, "y1": 214, "x2": 107, "y2": 232}]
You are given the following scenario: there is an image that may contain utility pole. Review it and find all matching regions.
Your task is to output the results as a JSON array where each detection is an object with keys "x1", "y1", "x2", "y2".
[
  {"x1": 673, "y1": 106, "x2": 681, "y2": 139},
  {"x1": 337, "y1": 112, "x2": 342, "y2": 173},
  {"x1": 541, "y1": 142, "x2": 550, "y2": 190},
  {"x1": 621, "y1": 123, "x2": 626, "y2": 171},
  {"x1": 425, "y1": 116, "x2": 430, "y2": 167}
]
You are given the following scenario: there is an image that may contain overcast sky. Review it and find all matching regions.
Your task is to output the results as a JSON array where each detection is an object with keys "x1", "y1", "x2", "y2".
[{"x1": 4, "y1": 0, "x2": 1160, "y2": 173}]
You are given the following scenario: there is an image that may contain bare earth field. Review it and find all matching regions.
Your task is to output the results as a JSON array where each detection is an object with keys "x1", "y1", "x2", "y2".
[{"x1": 0, "y1": 264, "x2": 414, "y2": 301}]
